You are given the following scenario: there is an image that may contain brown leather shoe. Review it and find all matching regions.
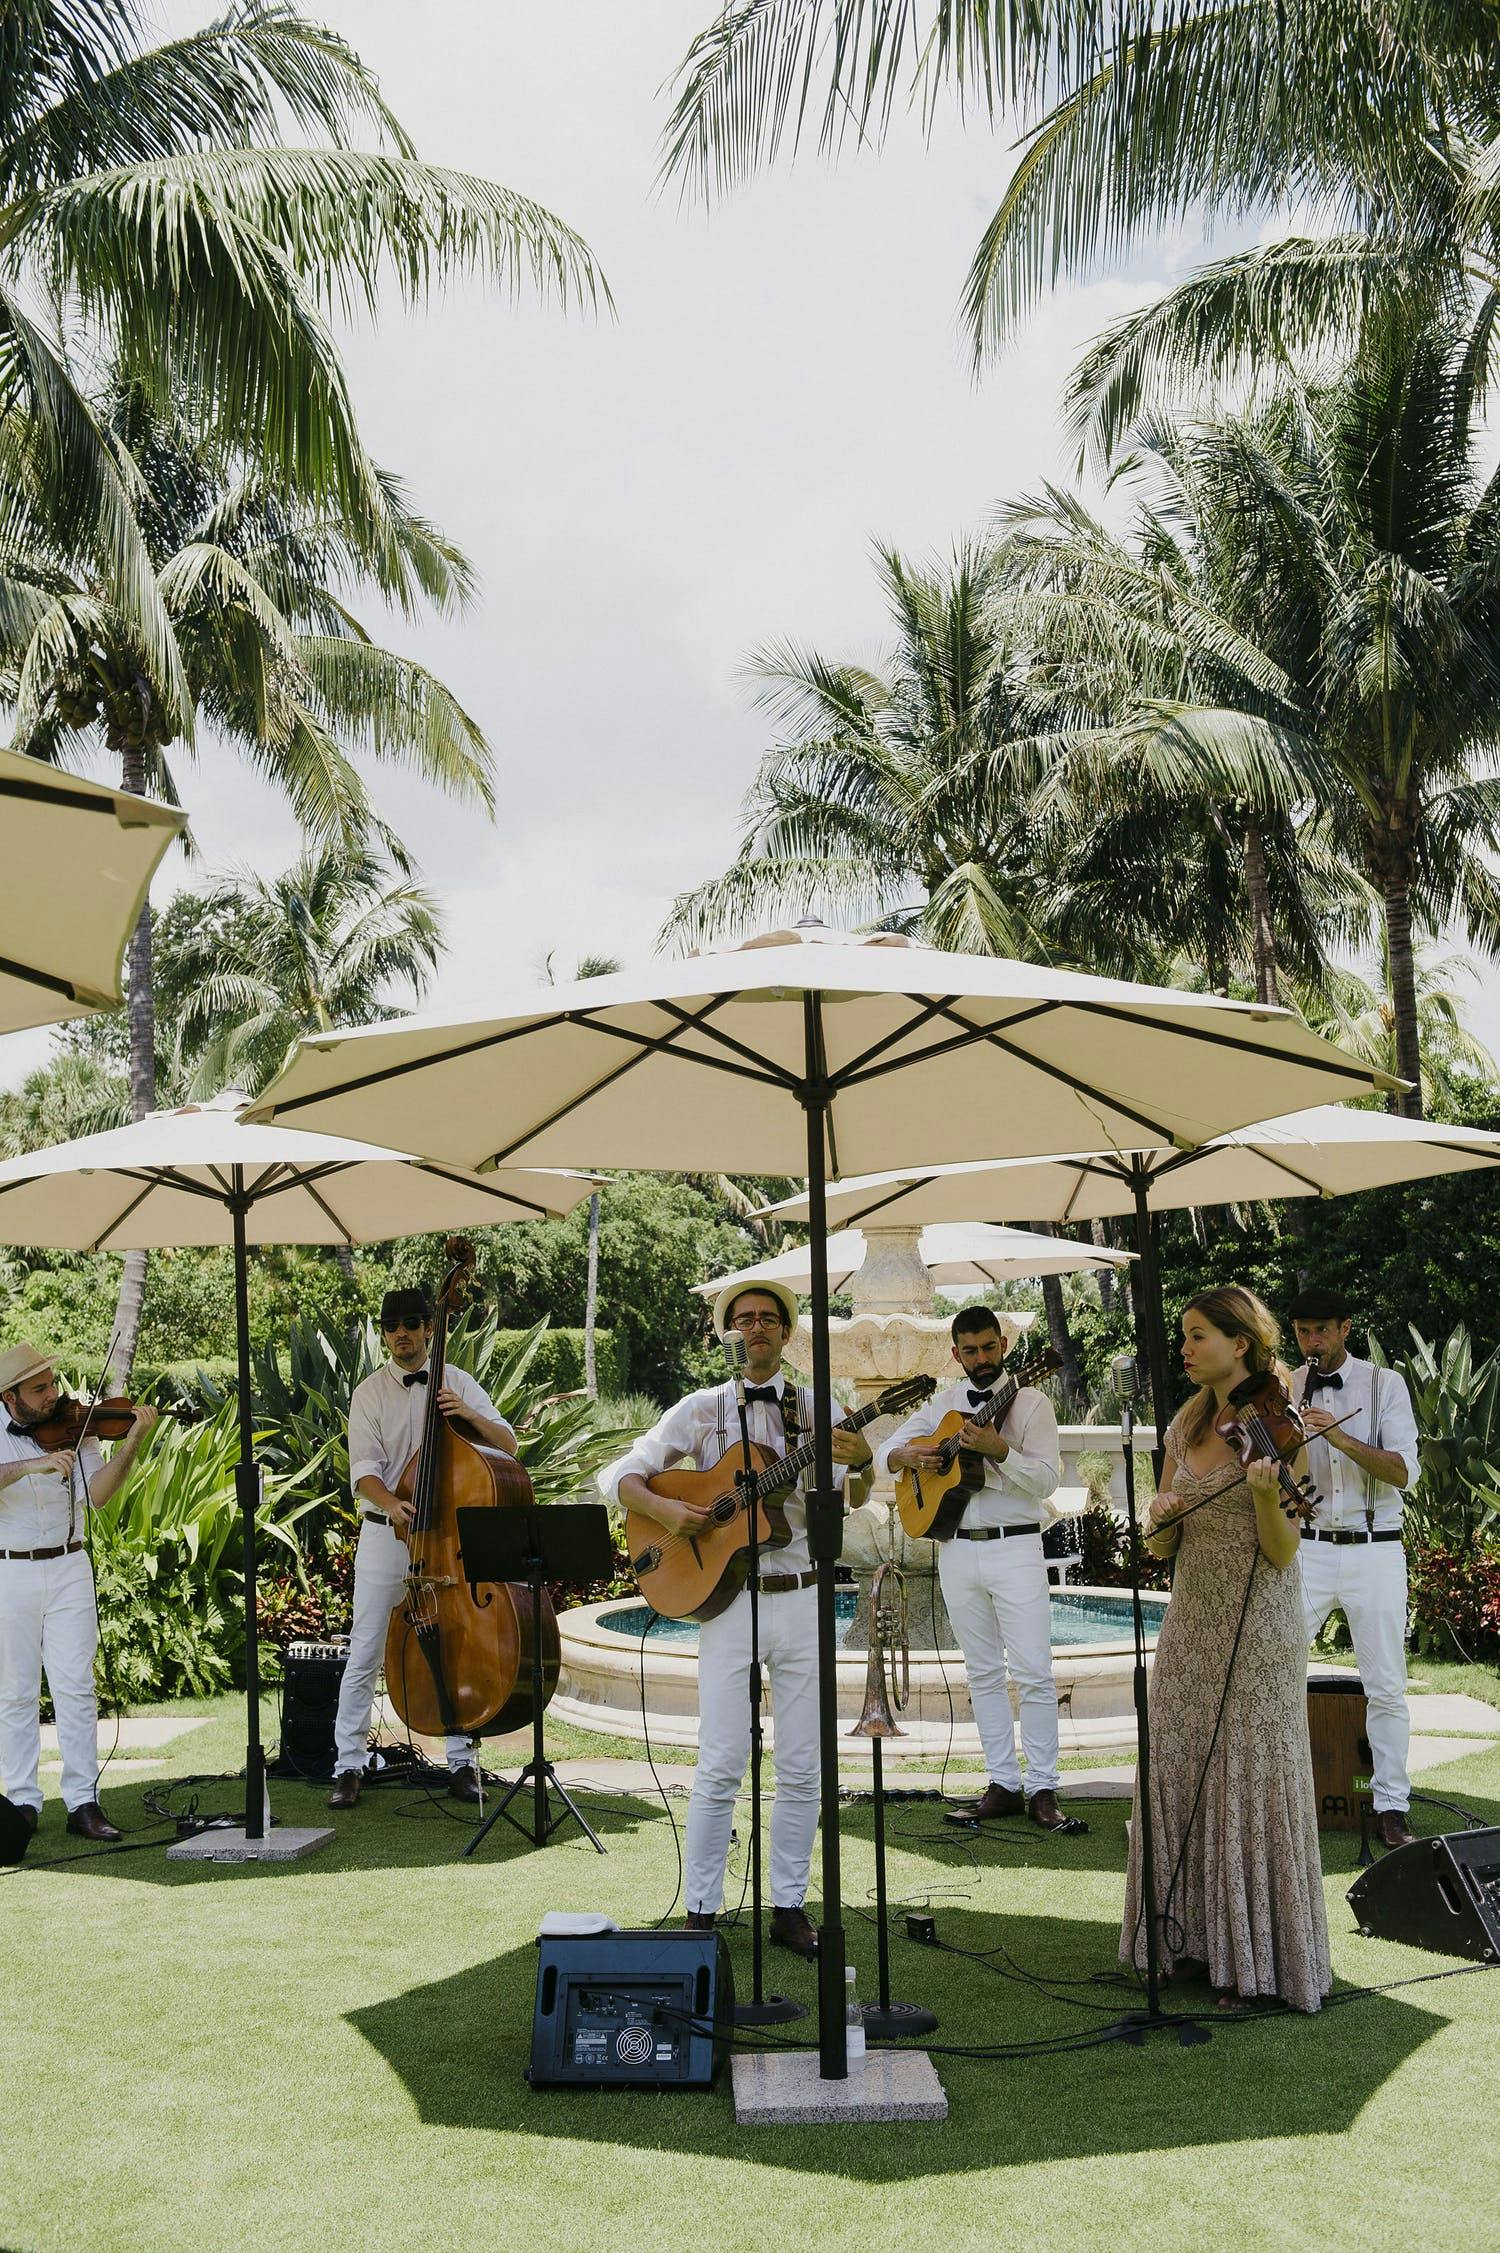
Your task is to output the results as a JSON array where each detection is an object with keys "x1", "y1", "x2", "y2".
[
  {"x1": 769, "y1": 1905, "x2": 819, "y2": 1959},
  {"x1": 326, "y1": 1770, "x2": 363, "y2": 1810},
  {"x1": 18, "y1": 1805, "x2": 38, "y2": 1836},
  {"x1": 685, "y1": 1910, "x2": 717, "y2": 1931},
  {"x1": 447, "y1": 1764, "x2": 483, "y2": 1804},
  {"x1": 65, "y1": 1801, "x2": 121, "y2": 1843},
  {"x1": 945, "y1": 1781, "x2": 1025, "y2": 1825},
  {"x1": 1377, "y1": 1809, "x2": 1417, "y2": 1850},
  {"x1": 1027, "y1": 1789, "x2": 1087, "y2": 1835}
]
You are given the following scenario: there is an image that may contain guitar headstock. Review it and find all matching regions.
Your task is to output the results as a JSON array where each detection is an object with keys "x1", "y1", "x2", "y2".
[
  {"x1": 876, "y1": 1375, "x2": 937, "y2": 1417},
  {"x1": 1012, "y1": 1347, "x2": 1063, "y2": 1388}
]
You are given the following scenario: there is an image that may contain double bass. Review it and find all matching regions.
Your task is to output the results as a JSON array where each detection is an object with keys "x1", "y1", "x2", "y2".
[{"x1": 383, "y1": 1238, "x2": 560, "y2": 1739}]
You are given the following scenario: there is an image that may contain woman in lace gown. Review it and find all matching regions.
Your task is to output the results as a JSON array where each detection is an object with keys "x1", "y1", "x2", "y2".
[{"x1": 1120, "y1": 1286, "x2": 1331, "y2": 2012}]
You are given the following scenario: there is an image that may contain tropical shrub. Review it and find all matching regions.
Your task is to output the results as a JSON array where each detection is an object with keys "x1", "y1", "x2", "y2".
[
  {"x1": 1377, "y1": 1325, "x2": 1500, "y2": 1551},
  {"x1": 1407, "y1": 1542, "x2": 1500, "y2": 1665}
]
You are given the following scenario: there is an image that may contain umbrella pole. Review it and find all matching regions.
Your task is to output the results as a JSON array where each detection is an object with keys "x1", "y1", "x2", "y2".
[
  {"x1": 230, "y1": 1181, "x2": 265, "y2": 1841},
  {"x1": 802, "y1": 996, "x2": 847, "y2": 2080},
  {"x1": 1129, "y1": 1164, "x2": 1172, "y2": 1482}
]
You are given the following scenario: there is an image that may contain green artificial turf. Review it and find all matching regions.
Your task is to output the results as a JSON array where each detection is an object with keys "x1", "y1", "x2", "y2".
[{"x1": 3, "y1": 1699, "x2": 1498, "y2": 2253}]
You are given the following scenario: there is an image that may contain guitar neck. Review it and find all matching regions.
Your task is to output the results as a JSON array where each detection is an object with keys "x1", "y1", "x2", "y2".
[{"x1": 755, "y1": 1392, "x2": 884, "y2": 1499}]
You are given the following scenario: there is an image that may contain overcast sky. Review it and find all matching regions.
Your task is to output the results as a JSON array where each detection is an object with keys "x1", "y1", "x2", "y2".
[{"x1": 6, "y1": 1, "x2": 1493, "y2": 1088}]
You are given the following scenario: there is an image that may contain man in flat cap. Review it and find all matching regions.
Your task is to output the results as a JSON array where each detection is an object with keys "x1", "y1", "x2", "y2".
[
  {"x1": 327, "y1": 1285, "x2": 518, "y2": 1810},
  {"x1": 1288, "y1": 1284, "x2": 1421, "y2": 1849},
  {"x1": 0, "y1": 1341, "x2": 156, "y2": 1843}
]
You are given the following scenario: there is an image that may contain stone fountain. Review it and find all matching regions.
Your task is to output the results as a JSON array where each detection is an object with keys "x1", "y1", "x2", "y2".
[{"x1": 784, "y1": 1228, "x2": 1031, "y2": 1649}]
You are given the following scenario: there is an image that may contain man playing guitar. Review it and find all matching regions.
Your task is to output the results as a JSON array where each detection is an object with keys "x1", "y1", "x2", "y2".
[
  {"x1": 599, "y1": 1282, "x2": 872, "y2": 1958},
  {"x1": 881, "y1": 1305, "x2": 1081, "y2": 1834}
]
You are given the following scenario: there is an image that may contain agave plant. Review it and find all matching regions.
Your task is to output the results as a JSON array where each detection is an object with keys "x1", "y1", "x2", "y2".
[{"x1": 1372, "y1": 1324, "x2": 1500, "y2": 1550}]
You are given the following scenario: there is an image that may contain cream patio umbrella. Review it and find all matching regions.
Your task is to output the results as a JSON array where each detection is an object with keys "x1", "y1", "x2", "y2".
[
  {"x1": 756, "y1": 1102, "x2": 1500, "y2": 1438},
  {"x1": 0, "y1": 1091, "x2": 596, "y2": 1852},
  {"x1": 245, "y1": 920, "x2": 1396, "y2": 2065},
  {"x1": 698, "y1": 1219, "x2": 1136, "y2": 1299},
  {"x1": 0, "y1": 752, "x2": 184, "y2": 1033}
]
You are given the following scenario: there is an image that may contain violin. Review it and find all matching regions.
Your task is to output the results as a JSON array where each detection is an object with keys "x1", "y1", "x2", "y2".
[
  {"x1": 18, "y1": 1395, "x2": 176, "y2": 1453},
  {"x1": 1214, "y1": 1368, "x2": 1324, "y2": 1525}
]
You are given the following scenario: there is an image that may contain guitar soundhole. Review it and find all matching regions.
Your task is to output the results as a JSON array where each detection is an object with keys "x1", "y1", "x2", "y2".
[{"x1": 713, "y1": 1493, "x2": 738, "y2": 1523}]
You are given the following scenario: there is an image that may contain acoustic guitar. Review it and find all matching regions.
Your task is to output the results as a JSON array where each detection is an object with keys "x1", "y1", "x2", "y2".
[
  {"x1": 893, "y1": 1349, "x2": 1062, "y2": 1542},
  {"x1": 627, "y1": 1375, "x2": 936, "y2": 1623}
]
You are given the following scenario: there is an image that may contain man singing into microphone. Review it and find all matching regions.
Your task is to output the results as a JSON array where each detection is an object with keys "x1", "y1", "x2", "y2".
[
  {"x1": 1289, "y1": 1283, "x2": 1421, "y2": 1850},
  {"x1": 599, "y1": 1283, "x2": 872, "y2": 1957}
]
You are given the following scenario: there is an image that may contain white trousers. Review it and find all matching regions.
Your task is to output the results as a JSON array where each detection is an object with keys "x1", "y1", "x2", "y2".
[
  {"x1": 687, "y1": 1583, "x2": 821, "y2": 1915},
  {"x1": 0, "y1": 1550, "x2": 99, "y2": 1814},
  {"x1": 333, "y1": 1518, "x2": 472, "y2": 1775},
  {"x1": 1301, "y1": 1540, "x2": 1410, "y2": 1813},
  {"x1": 938, "y1": 1533, "x2": 1060, "y2": 1795}
]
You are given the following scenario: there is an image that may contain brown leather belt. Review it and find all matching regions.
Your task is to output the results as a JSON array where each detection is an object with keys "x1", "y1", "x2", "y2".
[
  {"x1": 1304, "y1": 1529, "x2": 1402, "y2": 1545},
  {"x1": 956, "y1": 1523, "x2": 1041, "y2": 1542},
  {"x1": 0, "y1": 1539, "x2": 84, "y2": 1561},
  {"x1": 752, "y1": 1570, "x2": 818, "y2": 1594}
]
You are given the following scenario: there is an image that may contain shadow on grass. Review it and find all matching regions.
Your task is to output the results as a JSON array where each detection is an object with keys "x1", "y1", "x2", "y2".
[
  {"x1": 346, "y1": 1895, "x2": 1464, "y2": 2173},
  {"x1": 16, "y1": 1769, "x2": 664, "y2": 1885}
]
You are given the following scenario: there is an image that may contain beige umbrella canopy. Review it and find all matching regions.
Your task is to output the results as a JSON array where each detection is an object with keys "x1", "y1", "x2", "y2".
[
  {"x1": 0, "y1": 1091, "x2": 596, "y2": 1846},
  {"x1": 756, "y1": 1104, "x2": 1500, "y2": 1230},
  {"x1": 246, "y1": 920, "x2": 1395, "y2": 2074},
  {"x1": 699, "y1": 1220, "x2": 1136, "y2": 1299},
  {"x1": 0, "y1": 752, "x2": 184, "y2": 1033}
]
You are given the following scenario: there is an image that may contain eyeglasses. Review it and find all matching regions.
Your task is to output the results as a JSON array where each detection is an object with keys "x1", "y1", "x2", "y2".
[{"x1": 731, "y1": 1312, "x2": 787, "y2": 1331}]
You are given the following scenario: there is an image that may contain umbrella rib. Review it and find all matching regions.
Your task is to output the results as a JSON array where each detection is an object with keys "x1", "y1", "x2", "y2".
[
  {"x1": 0, "y1": 773, "x2": 157, "y2": 820},
  {"x1": 414, "y1": 1161, "x2": 567, "y2": 1221},
  {"x1": 642, "y1": 1000, "x2": 803, "y2": 1088},
  {"x1": 1068, "y1": 999, "x2": 1396, "y2": 1086},
  {"x1": 845, "y1": 1001, "x2": 1186, "y2": 1147},
  {"x1": 0, "y1": 950, "x2": 78, "y2": 1002},
  {"x1": 831, "y1": 993, "x2": 969, "y2": 1081},
  {"x1": 297, "y1": 1174, "x2": 357, "y2": 1246},
  {"x1": 86, "y1": 1172, "x2": 162, "y2": 1249}
]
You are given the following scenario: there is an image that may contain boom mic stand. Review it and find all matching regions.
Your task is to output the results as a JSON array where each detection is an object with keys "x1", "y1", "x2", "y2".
[
  {"x1": 1106, "y1": 1352, "x2": 1210, "y2": 2051},
  {"x1": 724, "y1": 1333, "x2": 805, "y2": 2028}
]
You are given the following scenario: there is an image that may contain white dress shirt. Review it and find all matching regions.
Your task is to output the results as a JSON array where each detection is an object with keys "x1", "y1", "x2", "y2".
[
  {"x1": 347, "y1": 1360, "x2": 503, "y2": 1504},
  {"x1": 598, "y1": 1373, "x2": 852, "y2": 1575},
  {"x1": 1291, "y1": 1354, "x2": 1418, "y2": 1533},
  {"x1": 0, "y1": 1423, "x2": 105, "y2": 1549},
  {"x1": 876, "y1": 1378, "x2": 1061, "y2": 1529}
]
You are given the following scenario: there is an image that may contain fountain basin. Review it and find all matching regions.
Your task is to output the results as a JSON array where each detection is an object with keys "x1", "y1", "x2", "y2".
[{"x1": 552, "y1": 1585, "x2": 1164, "y2": 1762}]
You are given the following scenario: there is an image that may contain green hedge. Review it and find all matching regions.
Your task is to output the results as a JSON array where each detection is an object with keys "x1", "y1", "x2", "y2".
[{"x1": 492, "y1": 1328, "x2": 622, "y2": 1397}]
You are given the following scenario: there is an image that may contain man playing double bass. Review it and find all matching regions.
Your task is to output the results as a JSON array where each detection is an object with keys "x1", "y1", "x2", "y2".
[
  {"x1": 327, "y1": 1285, "x2": 518, "y2": 1810},
  {"x1": 600, "y1": 1282, "x2": 873, "y2": 1958}
]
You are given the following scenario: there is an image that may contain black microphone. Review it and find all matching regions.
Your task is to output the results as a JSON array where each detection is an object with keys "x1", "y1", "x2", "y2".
[{"x1": 1111, "y1": 1352, "x2": 1142, "y2": 1402}]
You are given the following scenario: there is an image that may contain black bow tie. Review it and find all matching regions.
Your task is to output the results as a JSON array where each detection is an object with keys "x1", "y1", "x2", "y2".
[
  {"x1": 402, "y1": 1369, "x2": 429, "y2": 1388},
  {"x1": 743, "y1": 1386, "x2": 782, "y2": 1407},
  {"x1": 6, "y1": 1419, "x2": 32, "y2": 1438},
  {"x1": 967, "y1": 1388, "x2": 994, "y2": 1408},
  {"x1": 1306, "y1": 1369, "x2": 1343, "y2": 1392}
]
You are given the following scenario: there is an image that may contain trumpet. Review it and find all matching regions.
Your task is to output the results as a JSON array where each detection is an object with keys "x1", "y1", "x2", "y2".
[{"x1": 850, "y1": 1559, "x2": 909, "y2": 1740}]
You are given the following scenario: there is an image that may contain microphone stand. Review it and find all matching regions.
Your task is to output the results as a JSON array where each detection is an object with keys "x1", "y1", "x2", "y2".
[
  {"x1": 1107, "y1": 1367, "x2": 1210, "y2": 2052},
  {"x1": 727, "y1": 1343, "x2": 804, "y2": 2028}
]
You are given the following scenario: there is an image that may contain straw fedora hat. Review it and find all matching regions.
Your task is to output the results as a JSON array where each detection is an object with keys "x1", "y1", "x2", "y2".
[
  {"x1": 710, "y1": 1277, "x2": 801, "y2": 1339},
  {"x1": 0, "y1": 1340, "x2": 53, "y2": 1395}
]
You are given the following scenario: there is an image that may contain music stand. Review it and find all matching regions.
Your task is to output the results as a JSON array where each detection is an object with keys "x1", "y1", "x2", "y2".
[{"x1": 455, "y1": 1503, "x2": 615, "y2": 1859}]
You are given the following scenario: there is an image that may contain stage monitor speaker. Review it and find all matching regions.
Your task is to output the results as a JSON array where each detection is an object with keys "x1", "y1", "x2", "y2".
[
  {"x1": 1347, "y1": 1828, "x2": 1500, "y2": 1964},
  {"x1": 271, "y1": 1636, "x2": 349, "y2": 1783},
  {"x1": 1306, "y1": 1676, "x2": 1373, "y2": 1832},
  {"x1": 0, "y1": 1791, "x2": 33, "y2": 1865},
  {"x1": 527, "y1": 1929, "x2": 734, "y2": 2089}
]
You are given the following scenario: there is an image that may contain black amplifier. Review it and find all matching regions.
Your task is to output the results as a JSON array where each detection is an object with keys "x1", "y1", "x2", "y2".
[
  {"x1": 527, "y1": 1929, "x2": 734, "y2": 2089},
  {"x1": 1348, "y1": 1827, "x2": 1500, "y2": 1964},
  {"x1": 271, "y1": 1635, "x2": 350, "y2": 1782}
]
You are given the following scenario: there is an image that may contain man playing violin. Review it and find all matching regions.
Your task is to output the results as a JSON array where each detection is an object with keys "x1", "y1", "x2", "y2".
[
  {"x1": 0, "y1": 1341, "x2": 157, "y2": 1843},
  {"x1": 1288, "y1": 1283, "x2": 1421, "y2": 1851},
  {"x1": 327, "y1": 1285, "x2": 518, "y2": 1810},
  {"x1": 599, "y1": 1282, "x2": 873, "y2": 1959}
]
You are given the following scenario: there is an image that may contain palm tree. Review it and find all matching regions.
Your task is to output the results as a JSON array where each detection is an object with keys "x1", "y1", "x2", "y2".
[
  {"x1": 663, "y1": 4, "x2": 1500, "y2": 379},
  {"x1": 0, "y1": 377, "x2": 489, "y2": 1372},
  {"x1": 154, "y1": 843, "x2": 442, "y2": 1100},
  {"x1": 0, "y1": 1, "x2": 604, "y2": 700},
  {"x1": 540, "y1": 951, "x2": 623, "y2": 1398},
  {"x1": 1297, "y1": 947, "x2": 1498, "y2": 1121},
  {"x1": 663, "y1": 540, "x2": 1085, "y2": 957}
]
